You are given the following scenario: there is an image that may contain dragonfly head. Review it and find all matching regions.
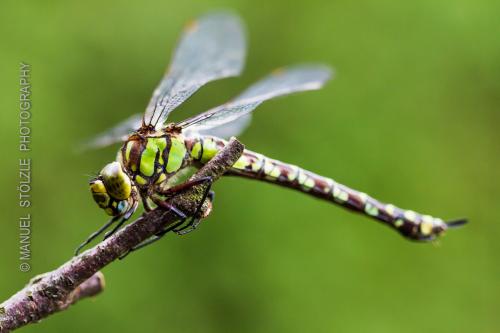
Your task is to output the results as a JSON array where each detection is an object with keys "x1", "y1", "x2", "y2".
[{"x1": 90, "y1": 161, "x2": 136, "y2": 216}]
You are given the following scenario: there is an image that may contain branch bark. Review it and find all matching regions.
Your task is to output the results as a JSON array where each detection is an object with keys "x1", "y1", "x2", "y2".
[{"x1": 0, "y1": 138, "x2": 244, "y2": 333}]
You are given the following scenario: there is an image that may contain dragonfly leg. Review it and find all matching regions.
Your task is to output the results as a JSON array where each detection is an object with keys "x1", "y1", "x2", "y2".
[
  {"x1": 103, "y1": 218, "x2": 127, "y2": 240},
  {"x1": 175, "y1": 218, "x2": 202, "y2": 235},
  {"x1": 173, "y1": 180, "x2": 214, "y2": 235},
  {"x1": 119, "y1": 201, "x2": 188, "y2": 259},
  {"x1": 157, "y1": 176, "x2": 213, "y2": 198},
  {"x1": 121, "y1": 178, "x2": 214, "y2": 259},
  {"x1": 119, "y1": 228, "x2": 171, "y2": 260},
  {"x1": 152, "y1": 198, "x2": 189, "y2": 221},
  {"x1": 155, "y1": 176, "x2": 214, "y2": 235},
  {"x1": 141, "y1": 192, "x2": 154, "y2": 211},
  {"x1": 103, "y1": 201, "x2": 138, "y2": 240},
  {"x1": 75, "y1": 216, "x2": 121, "y2": 256}
]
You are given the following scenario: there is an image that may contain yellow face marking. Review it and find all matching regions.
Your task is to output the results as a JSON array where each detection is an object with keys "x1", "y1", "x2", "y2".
[
  {"x1": 90, "y1": 181, "x2": 106, "y2": 194},
  {"x1": 166, "y1": 136, "x2": 187, "y2": 172}
]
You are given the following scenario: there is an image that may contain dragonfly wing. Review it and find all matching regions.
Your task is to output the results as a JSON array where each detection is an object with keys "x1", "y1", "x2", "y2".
[
  {"x1": 185, "y1": 113, "x2": 252, "y2": 139},
  {"x1": 144, "y1": 12, "x2": 246, "y2": 129},
  {"x1": 176, "y1": 65, "x2": 332, "y2": 131},
  {"x1": 78, "y1": 113, "x2": 143, "y2": 151}
]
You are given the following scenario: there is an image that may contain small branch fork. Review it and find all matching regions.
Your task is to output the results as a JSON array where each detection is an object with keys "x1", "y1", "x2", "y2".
[{"x1": 0, "y1": 138, "x2": 244, "y2": 333}]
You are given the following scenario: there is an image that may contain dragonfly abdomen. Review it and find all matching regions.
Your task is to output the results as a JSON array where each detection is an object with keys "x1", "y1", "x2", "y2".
[{"x1": 187, "y1": 135, "x2": 453, "y2": 241}]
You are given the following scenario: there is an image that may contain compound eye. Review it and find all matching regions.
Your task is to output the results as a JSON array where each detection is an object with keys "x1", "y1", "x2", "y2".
[
  {"x1": 90, "y1": 179, "x2": 106, "y2": 193},
  {"x1": 93, "y1": 193, "x2": 110, "y2": 209},
  {"x1": 116, "y1": 200, "x2": 128, "y2": 215},
  {"x1": 100, "y1": 162, "x2": 132, "y2": 200},
  {"x1": 90, "y1": 179, "x2": 111, "y2": 209}
]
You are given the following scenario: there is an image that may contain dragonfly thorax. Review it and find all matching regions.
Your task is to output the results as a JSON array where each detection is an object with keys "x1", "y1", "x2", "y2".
[
  {"x1": 120, "y1": 131, "x2": 188, "y2": 189},
  {"x1": 90, "y1": 130, "x2": 193, "y2": 218}
]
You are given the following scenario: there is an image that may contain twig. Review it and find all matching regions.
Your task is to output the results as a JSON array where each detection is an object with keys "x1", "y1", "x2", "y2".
[{"x1": 0, "y1": 138, "x2": 244, "y2": 333}]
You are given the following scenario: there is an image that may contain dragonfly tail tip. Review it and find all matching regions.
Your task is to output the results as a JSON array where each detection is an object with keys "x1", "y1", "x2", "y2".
[{"x1": 446, "y1": 218, "x2": 468, "y2": 228}]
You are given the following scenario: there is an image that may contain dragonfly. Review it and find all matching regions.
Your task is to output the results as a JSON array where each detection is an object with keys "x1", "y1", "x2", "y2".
[{"x1": 76, "y1": 12, "x2": 466, "y2": 256}]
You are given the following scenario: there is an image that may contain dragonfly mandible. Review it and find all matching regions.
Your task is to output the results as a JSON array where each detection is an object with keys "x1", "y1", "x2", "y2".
[{"x1": 75, "y1": 12, "x2": 466, "y2": 256}]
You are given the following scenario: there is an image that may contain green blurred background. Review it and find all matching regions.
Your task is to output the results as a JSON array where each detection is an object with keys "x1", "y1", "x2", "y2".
[{"x1": 1, "y1": 0, "x2": 499, "y2": 332}]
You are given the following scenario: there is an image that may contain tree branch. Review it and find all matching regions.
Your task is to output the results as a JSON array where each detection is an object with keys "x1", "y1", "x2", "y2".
[{"x1": 0, "y1": 138, "x2": 244, "y2": 333}]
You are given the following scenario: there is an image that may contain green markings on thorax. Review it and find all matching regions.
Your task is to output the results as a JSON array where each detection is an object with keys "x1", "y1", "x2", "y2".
[
  {"x1": 166, "y1": 136, "x2": 186, "y2": 173},
  {"x1": 140, "y1": 138, "x2": 167, "y2": 177},
  {"x1": 122, "y1": 133, "x2": 189, "y2": 187}
]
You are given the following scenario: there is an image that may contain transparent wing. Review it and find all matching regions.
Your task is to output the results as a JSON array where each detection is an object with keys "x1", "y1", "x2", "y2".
[
  {"x1": 184, "y1": 113, "x2": 252, "y2": 139},
  {"x1": 78, "y1": 113, "x2": 143, "y2": 151},
  {"x1": 144, "y1": 12, "x2": 246, "y2": 129},
  {"x1": 176, "y1": 65, "x2": 332, "y2": 131}
]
